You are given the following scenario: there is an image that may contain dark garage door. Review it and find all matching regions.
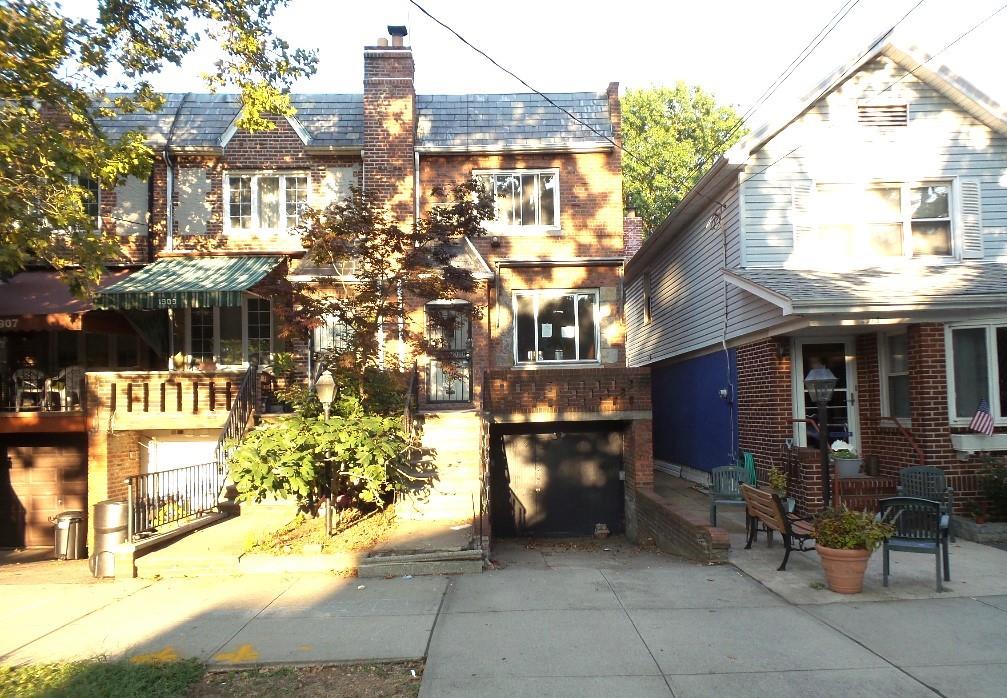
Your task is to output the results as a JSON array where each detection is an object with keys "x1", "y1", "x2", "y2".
[
  {"x1": 1, "y1": 435, "x2": 87, "y2": 548},
  {"x1": 490, "y1": 423, "x2": 624, "y2": 537}
]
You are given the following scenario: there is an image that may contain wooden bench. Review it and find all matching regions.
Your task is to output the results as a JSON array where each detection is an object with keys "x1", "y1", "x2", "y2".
[{"x1": 740, "y1": 484, "x2": 815, "y2": 571}]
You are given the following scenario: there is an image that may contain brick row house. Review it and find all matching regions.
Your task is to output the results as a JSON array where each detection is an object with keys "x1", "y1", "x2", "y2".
[
  {"x1": 625, "y1": 39, "x2": 1007, "y2": 519},
  {"x1": 1, "y1": 28, "x2": 653, "y2": 552}
]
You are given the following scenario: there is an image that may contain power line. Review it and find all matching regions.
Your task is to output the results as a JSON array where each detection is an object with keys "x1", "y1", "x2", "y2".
[{"x1": 747, "y1": 0, "x2": 1006, "y2": 183}]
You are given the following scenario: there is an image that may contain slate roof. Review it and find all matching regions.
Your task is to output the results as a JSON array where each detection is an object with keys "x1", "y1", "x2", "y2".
[
  {"x1": 93, "y1": 91, "x2": 611, "y2": 151},
  {"x1": 727, "y1": 263, "x2": 1007, "y2": 312}
]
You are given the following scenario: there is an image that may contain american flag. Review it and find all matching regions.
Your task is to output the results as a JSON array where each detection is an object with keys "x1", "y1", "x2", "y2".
[{"x1": 969, "y1": 398, "x2": 995, "y2": 436}]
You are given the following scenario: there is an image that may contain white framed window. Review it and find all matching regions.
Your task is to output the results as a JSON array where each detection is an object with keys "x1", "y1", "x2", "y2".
[
  {"x1": 513, "y1": 289, "x2": 599, "y2": 364},
  {"x1": 812, "y1": 180, "x2": 954, "y2": 258},
  {"x1": 224, "y1": 172, "x2": 308, "y2": 232},
  {"x1": 946, "y1": 322, "x2": 1007, "y2": 425},
  {"x1": 642, "y1": 271, "x2": 653, "y2": 325},
  {"x1": 172, "y1": 297, "x2": 273, "y2": 369},
  {"x1": 66, "y1": 174, "x2": 100, "y2": 226},
  {"x1": 879, "y1": 332, "x2": 910, "y2": 420},
  {"x1": 475, "y1": 169, "x2": 559, "y2": 232},
  {"x1": 312, "y1": 315, "x2": 351, "y2": 355}
]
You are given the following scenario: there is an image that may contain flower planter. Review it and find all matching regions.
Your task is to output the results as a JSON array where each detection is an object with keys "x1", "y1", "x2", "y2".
[
  {"x1": 817, "y1": 545, "x2": 872, "y2": 594},
  {"x1": 833, "y1": 457, "x2": 862, "y2": 479}
]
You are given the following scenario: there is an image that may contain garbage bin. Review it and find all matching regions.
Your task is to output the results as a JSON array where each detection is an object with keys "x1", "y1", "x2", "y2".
[
  {"x1": 53, "y1": 510, "x2": 86, "y2": 560},
  {"x1": 90, "y1": 500, "x2": 128, "y2": 578}
]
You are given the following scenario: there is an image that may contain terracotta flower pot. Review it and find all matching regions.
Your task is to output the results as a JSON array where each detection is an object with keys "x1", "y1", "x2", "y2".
[{"x1": 817, "y1": 545, "x2": 872, "y2": 594}]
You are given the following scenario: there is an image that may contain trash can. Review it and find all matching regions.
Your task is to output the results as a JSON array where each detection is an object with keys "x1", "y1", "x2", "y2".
[
  {"x1": 53, "y1": 510, "x2": 86, "y2": 560},
  {"x1": 90, "y1": 500, "x2": 128, "y2": 578}
]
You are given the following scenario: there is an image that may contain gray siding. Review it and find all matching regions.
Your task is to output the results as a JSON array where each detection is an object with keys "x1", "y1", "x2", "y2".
[
  {"x1": 742, "y1": 55, "x2": 1007, "y2": 268},
  {"x1": 627, "y1": 186, "x2": 782, "y2": 367}
]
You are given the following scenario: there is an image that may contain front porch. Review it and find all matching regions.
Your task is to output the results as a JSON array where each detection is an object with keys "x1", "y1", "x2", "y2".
[{"x1": 738, "y1": 323, "x2": 1006, "y2": 517}]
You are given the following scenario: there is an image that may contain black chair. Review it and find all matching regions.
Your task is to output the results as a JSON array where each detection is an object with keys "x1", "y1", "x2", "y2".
[{"x1": 879, "y1": 497, "x2": 950, "y2": 592}]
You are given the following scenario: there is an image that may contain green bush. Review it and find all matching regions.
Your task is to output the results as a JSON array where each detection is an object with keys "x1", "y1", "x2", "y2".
[
  {"x1": 229, "y1": 413, "x2": 414, "y2": 512},
  {"x1": 813, "y1": 507, "x2": 894, "y2": 551},
  {"x1": 981, "y1": 465, "x2": 1007, "y2": 521}
]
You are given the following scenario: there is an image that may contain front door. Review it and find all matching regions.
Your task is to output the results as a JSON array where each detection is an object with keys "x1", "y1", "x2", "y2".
[
  {"x1": 426, "y1": 304, "x2": 472, "y2": 403},
  {"x1": 794, "y1": 339, "x2": 859, "y2": 452}
]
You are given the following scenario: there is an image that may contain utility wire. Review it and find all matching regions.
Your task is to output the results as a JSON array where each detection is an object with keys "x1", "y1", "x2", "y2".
[{"x1": 747, "y1": 0, "x2": 1006, "y2": 183}]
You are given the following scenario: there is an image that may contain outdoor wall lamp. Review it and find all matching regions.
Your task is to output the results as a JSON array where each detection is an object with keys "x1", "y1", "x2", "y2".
[
  {"x1": 314, "y1": 369, "x2": 336, "y2": 419},
  {"x1": 804, "y1": 366, "x2": 838, "y2": 508}
]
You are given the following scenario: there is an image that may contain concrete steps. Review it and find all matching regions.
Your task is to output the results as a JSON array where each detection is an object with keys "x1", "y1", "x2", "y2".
[{"x1": 398, "y1": 410, "x2": 482, "y2": 523}]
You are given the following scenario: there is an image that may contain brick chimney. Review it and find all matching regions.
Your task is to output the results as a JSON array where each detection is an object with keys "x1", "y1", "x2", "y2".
[{"x1": 363, "y1": 25, "x2": 415, "y2": 228}]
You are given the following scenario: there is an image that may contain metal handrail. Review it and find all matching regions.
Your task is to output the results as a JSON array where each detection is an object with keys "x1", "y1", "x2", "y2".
[
  {"x1": 125, "y1": 363, "x2": 257, "y2": 540},
  {"x1": 402, "y1": 361, "x2": 419, "y2": 438}
]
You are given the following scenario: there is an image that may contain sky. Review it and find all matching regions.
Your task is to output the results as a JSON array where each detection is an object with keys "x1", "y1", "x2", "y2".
[{"x1": 60, "y1": 0, "x2": 1007, "y2": 128}]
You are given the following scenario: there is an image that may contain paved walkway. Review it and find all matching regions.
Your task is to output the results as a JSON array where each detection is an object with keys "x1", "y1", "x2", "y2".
[{"x1": 3, "y1": 537, "x2": 1007, "y2": 696}]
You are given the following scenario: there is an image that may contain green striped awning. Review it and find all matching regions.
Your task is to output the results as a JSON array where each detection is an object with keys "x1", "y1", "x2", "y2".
[{"x1": 95, "y1": 256, "x2": 281, "y2": 310}]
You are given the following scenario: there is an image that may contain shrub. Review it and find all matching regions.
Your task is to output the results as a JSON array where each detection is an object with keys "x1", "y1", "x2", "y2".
[
  {"x1": 229, "y1": 413, "x2": 414, "y2": 512},
  {"x1": 768, "y1": 465, "x2": 787, "y2": 495},
  {"x1": 813, "y1": 507, "x2": 894, "y2": 551}
]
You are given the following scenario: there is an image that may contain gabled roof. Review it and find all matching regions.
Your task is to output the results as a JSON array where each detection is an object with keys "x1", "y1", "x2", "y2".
[
  {"x1": 724, "y1": 263, "x2": 1007, "y2": 315},
  {"x1": 94, "y1": 90, "x2": 613, "y2": 153},
  {"x1": 625, "y1": 37, "x2": 1007, "y2": 281}
]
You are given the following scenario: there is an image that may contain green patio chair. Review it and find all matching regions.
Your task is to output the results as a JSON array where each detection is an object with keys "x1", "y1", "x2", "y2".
[
  {"x1": 710, "y1": 465, "x2": 748, "y2": 526},
  {"x1": 741, "y1": 452, "x2": 757, "y2": 486}
]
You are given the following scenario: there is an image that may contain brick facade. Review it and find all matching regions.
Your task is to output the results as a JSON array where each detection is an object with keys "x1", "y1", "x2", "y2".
[{"x1": 736, "y1": 325, "x2": 1006, "y2": 516}]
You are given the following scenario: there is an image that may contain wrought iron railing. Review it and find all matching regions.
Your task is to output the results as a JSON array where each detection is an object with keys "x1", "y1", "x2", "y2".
[
  {"x1": 125, "y1": 461, "x2": 226, "y2": 540},
  {"x1": 402, "y1": 361, "x2": 419, "y2": 439},
  {"x1": 125, "y1": 363, "x2": 257, "y2": 540}
]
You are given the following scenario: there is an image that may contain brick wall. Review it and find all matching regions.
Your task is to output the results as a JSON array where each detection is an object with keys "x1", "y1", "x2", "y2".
[
  {"x1": 629, "y1": 488, "x2": 729, "y2": 563},
  {"x1": 736, "y1": 338, "x2": 793, "y2": 482},
  {"x1": 624, "y1": 215, "x2": 644, "y2": 259},
  {"x1": 484, "y1": 366, "x2": 650, "y2": 416}
]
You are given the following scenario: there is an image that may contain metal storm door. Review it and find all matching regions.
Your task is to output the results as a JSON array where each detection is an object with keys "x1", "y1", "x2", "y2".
[
  {"x1": 427, "y1": 303, "x2": 472, "y2": 403},
  {"x1": 794, "y1": 339, "x2": 859, "y2": 453}
]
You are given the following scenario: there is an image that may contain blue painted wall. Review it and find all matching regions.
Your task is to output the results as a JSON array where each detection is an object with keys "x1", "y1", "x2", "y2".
[{"x1": 652, "y1": 349, "x2": 739, "y2": 473}]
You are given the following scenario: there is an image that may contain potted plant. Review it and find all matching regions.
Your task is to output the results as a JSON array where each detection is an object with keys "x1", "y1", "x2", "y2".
[
  {"x1": 969, "y1": 501, "x2": 989, "y2": 525},
  {"x1": 813, "y1": 506, "x2": 895, "y2": 594},
  {"x1": 830, "y1": 440, "x2": 862, "y2": 478},
  {"x1": 768, "y1": 465, "x2": 795, "y2": 513}
]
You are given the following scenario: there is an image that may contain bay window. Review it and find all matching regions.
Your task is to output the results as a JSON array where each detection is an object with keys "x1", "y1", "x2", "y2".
[
  {"x1": 947, "y1": 323, "x2": 1007, "y2": 424},
  {"x1": 476, "y1": 170, "x2": 559, "y2": 231},
  {"x1": 879, "y1": 333, "x2": 910, "y2": 419},
  {"x1": 226, "y1": 173, "x2": 308, "y2": 231},
  {"x1": 813, "y1": 180, "x2": 953, "y2": 258},
  {"x1": 514, "y1": 290, "x2": 598, "y2": 364}
]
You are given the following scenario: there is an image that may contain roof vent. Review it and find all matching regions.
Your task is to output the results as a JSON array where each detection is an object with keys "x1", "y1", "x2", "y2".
[{"x1": 857, "y1": 103, "x2": 908, "y2": 127}]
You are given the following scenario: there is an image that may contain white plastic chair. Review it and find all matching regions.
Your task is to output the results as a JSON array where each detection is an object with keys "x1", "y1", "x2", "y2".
[{"x1": 52, "y1": 365, "x2": 85, "y2": 411}]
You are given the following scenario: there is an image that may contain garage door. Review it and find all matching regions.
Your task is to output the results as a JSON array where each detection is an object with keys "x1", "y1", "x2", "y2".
[
  {"x1": 490, "y1": 423, "x2": 624, "y2": 537},
  {"x1": 0, "y1": 435, "x2": 87, "y2": 548}
]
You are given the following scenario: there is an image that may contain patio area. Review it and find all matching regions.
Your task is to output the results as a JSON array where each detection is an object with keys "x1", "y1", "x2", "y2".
[{"x1": 654, "y1": 471, "x2": 1007, "y2": 604}]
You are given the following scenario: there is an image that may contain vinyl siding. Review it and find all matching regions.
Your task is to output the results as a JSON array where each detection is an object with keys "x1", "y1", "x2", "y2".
[{"x1": 742, "y1": 55, "x2": 1007, "y2": 268}]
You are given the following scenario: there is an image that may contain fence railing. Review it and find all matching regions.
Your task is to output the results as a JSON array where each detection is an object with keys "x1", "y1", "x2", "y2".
[
  {"x1": 125, "y1": 363, "x2": 257, "y2": 540},
  {"x1": 403, "y1": 361, "x2": 419, "y2": 439},
  {"x1": 125, "y1": 461, "x2": 226, "y2": 540}
]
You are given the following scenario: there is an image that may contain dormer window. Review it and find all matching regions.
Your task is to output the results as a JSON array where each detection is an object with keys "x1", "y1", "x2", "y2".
[
  {"x1": 476, "y1": 169, "x2": 559, "y2": 232},
  {"x1": 225, "y1": 173, "x2": 308, "y2": 232},
  {"x1": 857, "y1": 103, "x2": 908, "y2": 127}
]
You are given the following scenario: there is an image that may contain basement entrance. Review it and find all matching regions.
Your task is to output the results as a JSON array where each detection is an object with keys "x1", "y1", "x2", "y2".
[{"x1": 489, "y1": 422, "x2": 624, "y2": 537}]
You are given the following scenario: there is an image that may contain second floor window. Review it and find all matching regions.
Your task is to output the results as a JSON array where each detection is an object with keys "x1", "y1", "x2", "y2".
[
  {"x1": 66, "y1": 175, "x2": 100, "y2": 225},
  {"x1": 514, "y1": 290, "x2": 598, "y2": 364},
  {"x1": 812, "y1": 181, "x2": 953, "y2": 258},
  {"x1": 227, "y1": 173, "x2": 308, "y2": 231},
  {"x1": 477, "y1": 170, "x2": 559, "y2": 231}
]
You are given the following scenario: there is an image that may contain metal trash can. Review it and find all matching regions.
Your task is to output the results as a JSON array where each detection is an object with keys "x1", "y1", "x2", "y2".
[
  {"x1": 90, "y1": 500, "x2": 128, "y2": 578},
  {"x1": 53, "y1": 510, "x2": 86, "y2": 560}
]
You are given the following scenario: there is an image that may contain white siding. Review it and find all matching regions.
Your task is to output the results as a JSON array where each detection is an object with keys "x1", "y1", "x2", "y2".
[
  {"x1": 742, "y1": 56, "x2": 1007, "y2": 268},
  {"x1": 627, "y1": 186, "x2": 781, "y2": 367}
]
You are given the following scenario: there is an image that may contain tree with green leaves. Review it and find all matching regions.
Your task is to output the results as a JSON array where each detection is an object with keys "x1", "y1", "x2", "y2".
[
  {"x1": 0, "y1": 0, "x2": 316, "y2": 293},
  {"x1": 622, "y1": 83, "x2": 746, "y2": 234},
  {"x1": 295, "y1": 179, "x2": 494, "y2": 404}
]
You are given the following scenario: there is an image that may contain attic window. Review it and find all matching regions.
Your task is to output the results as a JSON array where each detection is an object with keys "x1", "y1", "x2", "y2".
[{"x1": 857, "y1": 104, "x2": 908, "y2": 127}]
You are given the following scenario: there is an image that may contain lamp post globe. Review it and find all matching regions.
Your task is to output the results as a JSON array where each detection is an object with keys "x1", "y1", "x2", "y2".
[{"x1": 314, "y1": 369, "x2": 336, "y2": 419}]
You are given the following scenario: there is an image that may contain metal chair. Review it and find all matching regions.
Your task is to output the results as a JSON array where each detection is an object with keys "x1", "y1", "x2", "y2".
[
  {"x1": 898, "y1": 466, "x2": 955, "y2": 541},
  {"x1": 740, "y1": 452, "x2": 757, "y2": 488},
  {"x1": 879, "y1": 496, "x2": 950, "y2": 592},
  {"x1": 12, "y1": 367, "x2": 45, "y2": 411},
  {"x1": 710, "y1": 465, "x2": 748, "y2": 526}
]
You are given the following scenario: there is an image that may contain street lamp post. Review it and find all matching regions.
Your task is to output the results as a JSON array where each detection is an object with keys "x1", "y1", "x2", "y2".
[
  {"x1": 804, "y1": 366, "x2": 838, "y2": 509},
  {"x1": 314, "y1": 369, "x2": 336, "y2": 420}
]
